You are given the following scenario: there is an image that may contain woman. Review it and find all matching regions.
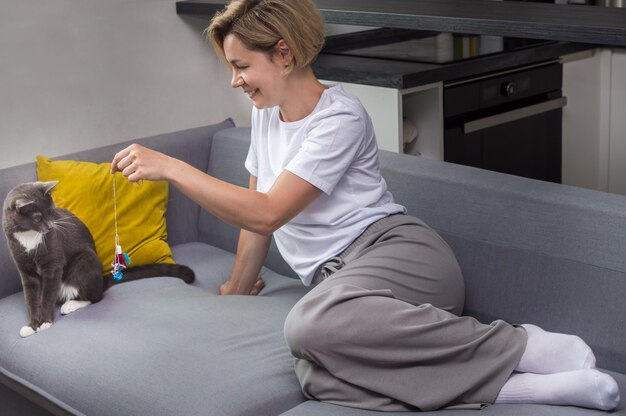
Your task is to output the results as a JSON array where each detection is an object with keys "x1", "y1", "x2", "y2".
[{"x1": 111, "y1": 0, "x2": 620, "y2": 411}]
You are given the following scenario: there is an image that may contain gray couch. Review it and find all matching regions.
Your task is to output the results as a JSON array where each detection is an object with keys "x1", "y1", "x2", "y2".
[{"x1": 0, "y1": 120, "x2": 624, "y2": 416}]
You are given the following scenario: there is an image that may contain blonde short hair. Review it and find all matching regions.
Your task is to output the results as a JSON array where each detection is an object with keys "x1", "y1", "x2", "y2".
[{"x1": 206, "y1": 0, "x2": 325, "y2": 74}]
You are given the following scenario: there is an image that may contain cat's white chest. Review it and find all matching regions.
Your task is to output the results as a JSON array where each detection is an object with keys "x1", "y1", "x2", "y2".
[{"x1": 13, "y1": 230, "x2": 44, "y2": 253}]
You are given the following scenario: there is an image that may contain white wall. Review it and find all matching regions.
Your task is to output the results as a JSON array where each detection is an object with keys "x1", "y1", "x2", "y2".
[{"x1": 0, "y1": 0, "x2": 252, "y2": 169}]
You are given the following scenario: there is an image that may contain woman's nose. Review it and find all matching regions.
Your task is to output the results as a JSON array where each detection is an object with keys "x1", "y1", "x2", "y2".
[{"x1": 231, "y1": 70, "x2": 244, "y2": 88}]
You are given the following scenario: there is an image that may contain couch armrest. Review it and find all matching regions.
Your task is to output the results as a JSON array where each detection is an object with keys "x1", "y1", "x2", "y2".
[{"x1": 0, "y1": 164, "x2": 39, "y2": 298}]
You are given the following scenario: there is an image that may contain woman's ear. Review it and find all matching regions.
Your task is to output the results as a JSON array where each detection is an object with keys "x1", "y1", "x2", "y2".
[{"x1": 274, "y1": 39, "x2": 294, "y2": 69}]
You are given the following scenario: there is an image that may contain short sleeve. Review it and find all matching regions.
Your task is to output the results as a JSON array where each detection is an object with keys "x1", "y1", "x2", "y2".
[{"x1": 285, "y1": 110, "x2": 364, "y2": 195}]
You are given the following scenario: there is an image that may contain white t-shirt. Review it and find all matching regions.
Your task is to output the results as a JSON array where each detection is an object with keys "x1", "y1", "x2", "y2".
[{"x1": 245, "y1": 83, "x2": 406, "y2": 285}]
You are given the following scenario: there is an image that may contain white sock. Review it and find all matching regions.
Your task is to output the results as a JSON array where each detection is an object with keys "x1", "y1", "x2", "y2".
[
  {"x1": 496, "y1": 369, "x2": 620, "y2": 410},
  {"x1": 516, "y1": 324, "x2": 596, "y2": 374}
]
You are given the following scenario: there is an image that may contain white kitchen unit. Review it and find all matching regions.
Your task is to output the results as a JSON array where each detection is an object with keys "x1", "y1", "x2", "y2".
[
  {"x1": 608, "y1": 49, "x2": 626, "y2": 195},
  {"x1": 323, "y1": 81, "x2": 444, "y2": 160},
  {"x1": 562, "y1": 48, "x2": 626, "y2": 195}
]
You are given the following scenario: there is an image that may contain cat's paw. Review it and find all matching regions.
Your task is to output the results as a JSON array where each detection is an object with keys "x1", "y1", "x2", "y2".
[
  {"x1": 60, "y1": 300, "x2": 91, "y2": 315},
  {"x1": 37, "y1": 322, "x2": 52, "y2": 332},
  {"x1": 19, "y1": 325, "x2": 36, "y2": 338}
]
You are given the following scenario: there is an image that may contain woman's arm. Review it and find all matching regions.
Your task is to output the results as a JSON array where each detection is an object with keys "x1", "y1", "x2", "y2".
[
  {"x1": 110, "y1": 144, "x2": 322, "y2": 235},
  {"x1": 220, "y1": 176, "x2": 271, "y2": 296},
  {"x1": 222, "y1": 228, "x2": 269, "y2": 295},
  {"x1": 220, "y1": 175, "x2": 272, "y2": 295}
]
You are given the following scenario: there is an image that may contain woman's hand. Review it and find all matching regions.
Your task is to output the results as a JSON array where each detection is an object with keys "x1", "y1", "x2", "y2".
[
  {"x1": 110, "y1": 144, "x2": 174, "y2": 182},
  {"x1": 220, "y1": 275, "x2": 265, "y2": 296}
]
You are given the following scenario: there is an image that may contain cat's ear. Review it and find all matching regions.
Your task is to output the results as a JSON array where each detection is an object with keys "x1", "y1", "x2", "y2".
[
  {"x1": 14, "y1": 198, "x2": 35, "y2": 212},
  {"x1": 40, "y1": 181, "x2": 58, "y2": 195}
]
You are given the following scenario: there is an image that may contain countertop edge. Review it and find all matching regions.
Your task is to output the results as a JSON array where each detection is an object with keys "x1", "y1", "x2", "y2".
[{"x1": 313, "y1": 42, "x2": 594, "y2": 89}]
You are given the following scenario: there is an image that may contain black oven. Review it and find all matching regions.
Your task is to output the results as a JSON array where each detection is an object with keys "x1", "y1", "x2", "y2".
[{"x1": 443, "y1": 62, "x2": 565, "y2": 183}]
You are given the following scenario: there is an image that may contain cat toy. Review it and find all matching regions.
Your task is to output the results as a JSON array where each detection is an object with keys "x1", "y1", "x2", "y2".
[{"x1": 111, "y1": 176, "x2": 131, "y2": 281}]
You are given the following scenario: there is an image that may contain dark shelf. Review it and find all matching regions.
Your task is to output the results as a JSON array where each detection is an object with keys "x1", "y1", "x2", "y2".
[{"x1": 176, "y1": 0, "x2": 626, "y2": 47}]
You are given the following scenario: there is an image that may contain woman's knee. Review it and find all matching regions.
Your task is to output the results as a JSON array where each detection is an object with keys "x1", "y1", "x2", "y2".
[
  {"x1": 284, "y1": 297, "x2": 322, "y2": 358},
  {"x1": 284, "y1": 285, "x2": 348, "y2": 358}
]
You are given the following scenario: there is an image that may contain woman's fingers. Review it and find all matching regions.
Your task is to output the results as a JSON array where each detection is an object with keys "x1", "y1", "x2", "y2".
[{"x1": 250, "y1": 276, "x2": 265, "y2": 296}]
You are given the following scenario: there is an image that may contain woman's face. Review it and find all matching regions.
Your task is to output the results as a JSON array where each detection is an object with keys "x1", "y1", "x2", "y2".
[{"x1": 223, "y1": 34, "x2": 288, "y2": 109}]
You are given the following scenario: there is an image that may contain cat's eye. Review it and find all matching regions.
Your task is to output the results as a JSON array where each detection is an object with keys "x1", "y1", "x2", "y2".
[{"x1": 32, "y1": 213, "x2": 42, "y2": 223}]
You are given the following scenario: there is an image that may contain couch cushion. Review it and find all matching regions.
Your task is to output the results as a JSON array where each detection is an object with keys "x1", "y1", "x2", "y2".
[
  {"x1": 171, "y1": 242, "x2": 308, "y2": 299},
  {"x1": 0, "y1": 242, "x2": 308, "y2": 416},
  {"x1": 279, "y1": 370, "x2": 626, "y2": 415}
]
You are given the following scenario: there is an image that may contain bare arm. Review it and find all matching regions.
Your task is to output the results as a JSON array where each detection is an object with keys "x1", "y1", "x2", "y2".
[
  {"x1": 110, "y1": 144, "x2": 322, "y2": 236},
  {"x1": 220, "y1": 176, "x2": 272, "y2": 296}
]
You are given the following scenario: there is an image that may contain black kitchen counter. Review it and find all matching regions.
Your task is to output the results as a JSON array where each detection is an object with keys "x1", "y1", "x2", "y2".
[
  {"x1": 176, "y1": 0, "x2": 626, "y2": 47},
  {"x1": 313, "y1": 40, "x2": 592, "y2": 89}
]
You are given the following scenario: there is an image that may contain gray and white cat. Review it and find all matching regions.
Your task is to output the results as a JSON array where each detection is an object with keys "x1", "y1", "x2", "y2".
[{"x1": 2, "y1": 181, "x2": 194, "y2": 338}]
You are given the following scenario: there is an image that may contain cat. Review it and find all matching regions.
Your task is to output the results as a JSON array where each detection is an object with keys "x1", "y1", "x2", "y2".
[{"x1": 2, "y1": 181, "x2": 195, "y2": 338}]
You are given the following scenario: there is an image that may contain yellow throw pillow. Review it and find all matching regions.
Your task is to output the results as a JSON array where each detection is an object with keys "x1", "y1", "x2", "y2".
[{"x1": 36, "y1": 156, "x2": 174, "y2": 276}]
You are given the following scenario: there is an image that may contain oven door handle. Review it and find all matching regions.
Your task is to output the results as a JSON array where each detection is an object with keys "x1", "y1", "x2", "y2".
[{"x1": 463, "y1": 96, "x2": 567, "y2": 134}]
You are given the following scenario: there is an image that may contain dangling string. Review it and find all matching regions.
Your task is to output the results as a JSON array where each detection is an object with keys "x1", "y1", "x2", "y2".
[
  {"x1": 113, "y1": 174, "x2": 119, "y2": 248},
  {"x1": 111, "y1": 175, "x2": 131, "y2": 281}
]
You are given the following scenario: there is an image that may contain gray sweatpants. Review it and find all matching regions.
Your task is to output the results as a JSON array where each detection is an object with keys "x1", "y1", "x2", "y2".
[{"x1": 284, "y1": 214, "x2": 527, "y2": 411}]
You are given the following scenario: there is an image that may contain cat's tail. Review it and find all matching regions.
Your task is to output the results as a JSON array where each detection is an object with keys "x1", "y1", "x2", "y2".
[{"x1": 103, "y1": 264, "x2": 195, "y2": 290}]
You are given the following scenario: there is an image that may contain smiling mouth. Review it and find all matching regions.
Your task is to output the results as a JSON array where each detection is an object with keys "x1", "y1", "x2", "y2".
[{"x1": 244, "y1": 88, "x2": 259, "y2": 99}]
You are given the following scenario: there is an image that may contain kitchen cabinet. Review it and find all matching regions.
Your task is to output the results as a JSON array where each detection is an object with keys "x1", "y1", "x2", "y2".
[
  {"x1": 331, "y1": 81, "x2": 444, "y2": 159},
  {"x1": 608, "y1": 49, "x2": 626, "y2": 195},
  {"x1": 561, "y1": 48, "x2": 626, "y2": 194}
]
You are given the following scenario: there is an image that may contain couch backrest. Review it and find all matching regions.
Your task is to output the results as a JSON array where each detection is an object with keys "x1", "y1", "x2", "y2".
[
  {"x1": 379, "y1": 150, "x2": 626, "y2": 373},
  {"x1": 0, "y1": 120, "x2": 234, "y2": 299}
]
